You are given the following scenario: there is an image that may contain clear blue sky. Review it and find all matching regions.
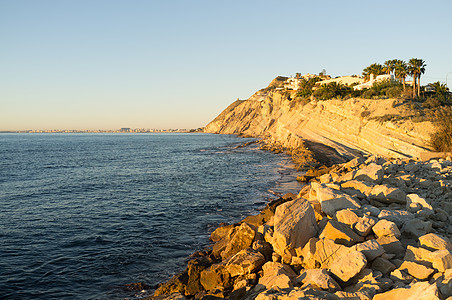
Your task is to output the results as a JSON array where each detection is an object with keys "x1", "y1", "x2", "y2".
[{"x1": 1, "y1": 0, "x2": 451, "y2": 130}]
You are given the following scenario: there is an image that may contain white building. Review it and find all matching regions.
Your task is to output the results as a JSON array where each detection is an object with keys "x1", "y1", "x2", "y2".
[{"x1": 354, "y1": 74, "x2": 395, "y2": 90}]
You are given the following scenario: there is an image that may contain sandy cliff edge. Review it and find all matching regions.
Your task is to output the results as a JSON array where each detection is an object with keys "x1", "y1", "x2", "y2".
[{"x1": 204, "y1": 89, "x2": 434, "y2": 164}]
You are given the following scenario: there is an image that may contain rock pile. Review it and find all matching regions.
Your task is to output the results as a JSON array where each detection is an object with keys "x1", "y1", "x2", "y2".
[{"x1": 151, "y1": 155, "x2": 452, "y2": 299}]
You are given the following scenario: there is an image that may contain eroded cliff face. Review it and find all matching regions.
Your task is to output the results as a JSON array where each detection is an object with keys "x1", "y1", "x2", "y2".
[{"x1": 205, "y1": 89, "x2": 434, "y2": 162}]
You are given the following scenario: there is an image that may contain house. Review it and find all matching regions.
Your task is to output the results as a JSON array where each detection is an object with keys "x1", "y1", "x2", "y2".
[
  {"x1": 354, "y1": 74, "x2": 395, "y2": 91},
  {"x1": 317, "y1": 76, "x2": 364, "y2": 87}
]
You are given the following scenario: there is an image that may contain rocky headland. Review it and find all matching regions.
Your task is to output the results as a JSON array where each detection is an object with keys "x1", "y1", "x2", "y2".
[{"x1": 147, "y1": 78, "x2": 452, "y2": 299}]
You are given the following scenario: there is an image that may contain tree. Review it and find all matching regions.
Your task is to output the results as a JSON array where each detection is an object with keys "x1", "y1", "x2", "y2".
[
  {"x1": 383, "y1": 59, "x2": 397, "y2": 75},
  {"x1": 408, "y1": 58, "x2": 426, "y2": 97},
  {"x1": 394, "y1": 60, "x2": 408, "y2": 92},
  {"x1": 362, "y1": 63, "x2": 384, "y2": 81},
  {"x1": 429, "y1": 81, "x2": 450, "y2": 103}
]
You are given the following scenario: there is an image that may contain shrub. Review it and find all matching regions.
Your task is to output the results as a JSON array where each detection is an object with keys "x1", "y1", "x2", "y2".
[
  {"x1": 429, "y1": 108, "x2": 452, "y2": 152},
  {"x1": 312, "y1": 82, "x2": 353, "y2": 100},
  {"x1": 362, "y1": 89, "x2": 378, "y2": 99},
  {"x1": 384, "y1": 86, "x2": 403, "y2": 98},
  {"x1": 361, "y1": 110, "x2": 371, "y2": 118},
  {"x1": 422, "y1": 97, "x2": 442, "y2": 108}
]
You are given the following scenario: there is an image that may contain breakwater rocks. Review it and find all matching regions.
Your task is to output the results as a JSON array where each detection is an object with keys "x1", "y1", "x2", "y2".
[{"x1": 150, "y1": 155, "x2": 452, "y2": 300}]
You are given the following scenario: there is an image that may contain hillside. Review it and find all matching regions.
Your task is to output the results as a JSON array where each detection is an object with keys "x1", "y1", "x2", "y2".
[{"x1": 205, "y1": 82, "x2": 435, "y2": 166}]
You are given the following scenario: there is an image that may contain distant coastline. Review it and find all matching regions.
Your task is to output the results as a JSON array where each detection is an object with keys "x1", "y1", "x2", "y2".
[{"x1": 0, "y1": 128, "x2": 204, "y2": 134}]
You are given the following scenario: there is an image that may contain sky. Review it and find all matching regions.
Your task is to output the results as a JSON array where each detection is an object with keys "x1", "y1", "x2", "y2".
[{"x1": 1, "y1": 0, "x2": 452, "y2": 131}]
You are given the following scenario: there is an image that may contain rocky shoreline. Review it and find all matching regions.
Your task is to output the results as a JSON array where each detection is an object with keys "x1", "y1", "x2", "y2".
[{"x1": 145, "y1": 152, "x2": 452, "y2": 300}]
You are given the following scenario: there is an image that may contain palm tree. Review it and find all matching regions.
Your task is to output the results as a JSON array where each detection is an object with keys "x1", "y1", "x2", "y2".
[
  {"x1": 408, "y1": 58, "x2": 426, "y2": 97},
  {"x1": 362, "y1": 63, "x2": 385, "y2": 81},
  {"x1": 383, "y1": 59, "x2": 397, "y2": 75},
  {"x1": 394, "y1": 60, "x2": 408, "y2": 92}
]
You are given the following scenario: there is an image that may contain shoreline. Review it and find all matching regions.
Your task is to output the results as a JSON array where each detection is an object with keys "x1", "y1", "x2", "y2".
[{"x1": 146, "y1": 142, "x2": 452, "y2": 299}]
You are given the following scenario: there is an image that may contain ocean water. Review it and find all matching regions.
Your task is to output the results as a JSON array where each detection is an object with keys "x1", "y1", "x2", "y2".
[{"x1": 0, "y1": 133, "x2": 302, "y2": 299}]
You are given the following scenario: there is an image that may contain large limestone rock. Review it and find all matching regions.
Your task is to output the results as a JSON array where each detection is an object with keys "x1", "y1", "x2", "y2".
[
  {"x1": 376, "y1": 235, "x2": 404, "y2": 255},
  {"x1": 401, "y1": 218, "x2": 433, "y2": 238},
  {"x1": 319, "y1": 219, "x2": 363, "y2": 246},
  {"x1": 154, "y1": 271, "x2": 188, "y2": 297},
  {"x1": 271, "y1": 198, "x2": 318, "y2": 260},
  {"x1": 373, "y1": 281, "x2": 440, "y2": 300},
  {"x1": 429, "y1": 250, "x2": 452, "y2": 272},
  {"x1": 351, "y1": 239, "x2": 385, "y2": 261},
  {"x1": 399, "y1": 261, "x2": 434, "y2": 280},
  {"x1": 329, "y1": 250, "x2": 367, "y2": 282},
  {"x1": 354, "y1": 215, "x2": 377, "y2": 237},
  {"x1": 295, "y1": 269, "x2": 341, "y2": 292},
  {"x1": 200, "y1": 263, "x2": 232, "y2": 291},
  {"x1": 185, "y1": 257, "x2": 212, "y2": 296},
  {"x1": 300, "y1": 238, "x2": 349, "y2": 269},
  {"x1": 341, "y1": 180, "x2": 373, "y2": 196},
  {"x1": 419, "y1": 233, "x2": 452, "y2": 251},
  {"x1": 257, "y1": 261, "x2": 297, "y2": 290},
  {"x1": 354, "y1": 163, "x2": 384, "y2": 183},
  {"x1": 406, "y1": 194, "x2": 434, "y2": 216},
  {"x1": 371, "y1": 257, "x2": 396, "y2": 275},
  {"x1": 210, "y1": 224, "x2": 234, "y2": 242},
  {"x1": 404, "y1": 245, "x2": 434, "y2": 268},
  {"x1": 372, "y1": 219, "x2": 401, "y2": 238},
  {"x1": 314, "y1": 185, "x2": 361, "y2": 217},
  {"x1": 221, "y1": 222, "x2": 256, "y2": 259},
  {"x1": 369, "y1": 184, "x2": 407, "y2": 204},
  {"x1": 225, "y1": 248, "x2": 266, "y2": 277},
  {"x1": 378, "y1": 209, "x2": 414, "y2": 226},
  {"x1": 335, "y1": 209, "x2": 359, "y2": 226}
]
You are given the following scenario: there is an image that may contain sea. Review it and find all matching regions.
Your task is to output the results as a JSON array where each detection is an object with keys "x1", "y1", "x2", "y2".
[{"x1": 0, "y1": 133, "x2": 303, "y2": 299}]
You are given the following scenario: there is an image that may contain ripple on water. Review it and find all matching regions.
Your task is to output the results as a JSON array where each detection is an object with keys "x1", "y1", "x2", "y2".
[{"x1": 0, "y1": 133, "x2": 303, "y2": 299}]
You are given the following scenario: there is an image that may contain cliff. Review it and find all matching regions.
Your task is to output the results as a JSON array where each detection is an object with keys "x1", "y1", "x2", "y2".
[{"x1": 205, "y1": 86, "x2": 435, "y2": 165}]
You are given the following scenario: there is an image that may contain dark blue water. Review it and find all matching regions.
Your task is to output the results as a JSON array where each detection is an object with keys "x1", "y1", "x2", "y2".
[{"x1": 0, "y1": 133, "x2": 302, "y2": 299}]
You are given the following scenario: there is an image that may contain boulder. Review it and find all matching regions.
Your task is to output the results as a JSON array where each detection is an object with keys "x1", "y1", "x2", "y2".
[
  {"x1": 376, "y1": 235, "x2": 404, "y2": 256},
  {"x1": 361, "y1": 204, "x2": 381, "y2": 217},
  {"x1": 314, "y1": 185, "x2": 361, "y2": 217},
  {"x1": 378, "y1": 209, "x2": 414, "y2": 227},
  {"x1": 401, "y1": 218, "x2": 432, "y2": 238},
  {"x1": 271, "y1": 198, "x2": 318, "y2": 261},
  {"x1": 257, "y1": 261, "x2": 297, "y2": 289},
  {"x1": 221, "y1": 222, "x2": 256, "y2": 259},
  {"x1": 335, "y1": 209, "x2": 359, "y2": 226},
  {"x1": 154, "y1": 271, "x2": 188, "y2": 296},
  {"x1": 389, "y1": 269, "x2": 414, "y2": 284},
  {"x1": 341, "y1": 180, "x2": 373, "y2": 196},
  {"x1": 354, "y1": 163, "x2": 384, "y2": 183},
  {"x1": 371, "y1": 257, "x2": 396, "y2": 275},
  {"x1": 185, "y1": 257, "x2": 212, "y2": 296},
  {"x1": 399, "y1": 261, "x2": 435, "y2": 280},
  {"x1": 404, "y1": 245, "x2": 433, "y2": 268},
  {"x1": 210, "y1": 224, "x2": 234, "y2": 242},
  {"x1": 372, "y1": 219, "x2": 401, "y2": 238},
  {"x1": 295, "y1": 269, "x2": 341, "y2": 292},
  {"x1": 369, "y1": 184, "x2": 407, "y2": 204},
  {"x1": 354, "y1": 215, "x2": 377, "y2": 237},
  {"x1": 200, "y1": 263, "x2": 232, "y2": 291},
  {"x1": 351, "y1": 239, "x2": 385, "y2": 261},
  {"x1": 419, "y1": 233, "x2": 452, "y2": 251},
  {"x1": 329, "y1": 250, "x2": 367, "y2": 282},
  {"x1": 319, "y1": 219, "x2": 363, "y2": 246},
  {"x1": 225, "y1": 248, "x2": 266, "y2": 277},
  {"x1": 301, "y1": 238, "x2": 349, "y2": 269},
  {"x1": 372, "y1": 281, "x2": 440, "y2": 300},
  {"x1": 406, "y1": 194, "x2": 434, "y2": 216},
  {"x1": 429, "y1": 250, "x2": 452, "y2": 272}
]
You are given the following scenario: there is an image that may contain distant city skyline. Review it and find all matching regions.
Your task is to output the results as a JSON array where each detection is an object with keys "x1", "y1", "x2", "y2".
[{"x1": 1, "y1": 0, "x2": 451, "y2": 131}]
